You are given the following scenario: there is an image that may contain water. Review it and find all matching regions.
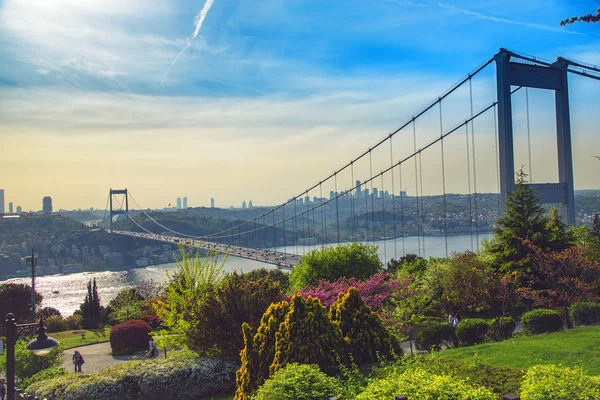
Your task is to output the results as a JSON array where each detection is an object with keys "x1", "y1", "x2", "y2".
[{"x1": 1, "y1": 234, "x2": 490, "y2": 317}]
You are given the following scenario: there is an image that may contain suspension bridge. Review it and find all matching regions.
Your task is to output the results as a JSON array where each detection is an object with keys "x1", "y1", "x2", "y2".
[{"x1": 102, "y1": 48, "x2": 600, "y2": 268}]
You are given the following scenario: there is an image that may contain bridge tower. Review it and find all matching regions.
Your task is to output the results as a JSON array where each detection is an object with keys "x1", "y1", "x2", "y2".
[
  {"x1": 109, "y1": 188, "x2": 129, "y2": 233},
  {"x1": 495, "y1": 49, "x2": 575, "y2": 225}
]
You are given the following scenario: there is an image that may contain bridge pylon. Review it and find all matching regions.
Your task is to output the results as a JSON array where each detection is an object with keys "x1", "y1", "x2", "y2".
[
  {"x1": 495, "y1": 49, "x2": 575, "y2": 225},
  {"x1": 109, "y1": 188, "x2": 129, "y2": 233}
]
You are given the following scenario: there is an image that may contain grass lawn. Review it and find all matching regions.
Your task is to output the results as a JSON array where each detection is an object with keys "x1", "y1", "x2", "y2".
[
  {"x1": 51, "y1": 327, "x2": 111, "y2": 350},
  {"x1": 436, "y1": 325, "x2": 600, "y2": 375}
]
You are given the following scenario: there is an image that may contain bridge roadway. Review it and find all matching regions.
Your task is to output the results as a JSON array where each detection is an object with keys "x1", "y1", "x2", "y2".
[{"x1": 111, "y1": 230, "x2": 300, "y2": 270}]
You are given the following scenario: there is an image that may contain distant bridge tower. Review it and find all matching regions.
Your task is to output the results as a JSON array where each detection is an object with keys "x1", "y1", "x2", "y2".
[
  {"x1": 109, "y1": 188, "x2": 129, "y2": 233},
  {"x1": 495, "y1": 49, "x2": 575, "y2": 225}
]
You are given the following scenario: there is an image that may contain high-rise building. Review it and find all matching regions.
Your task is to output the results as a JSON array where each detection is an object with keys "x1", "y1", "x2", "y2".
[
  {"x1": 16, "y1": 205, "x2": 22, "y2": 214},
  {"x1": 210, "y1": 197, "x2": 215, "y2": 208},
  {"x1": 355, "y1": 180, "x2": 361, "y2": 197},
  {"x1": 373, "y1": 188, "x2": 378, "y2": 198},
  {"x1": 176, "y1": 197, "x2": 182, "y2": 210},
  {"x1": 242, "y1": 200, "x2": 247, "y2": 209},
  {"x1": 0, "y1": 189, "x2": 4, "y2": 214},
  {"x1": 8, "y1": 202, "x2": 13, "y2": 214},
  {"x1": 248, "y1": 200, "x2": 253, "y2": 208},
  {"x1": 43, "y1": 196, "x2": 53, "y2": 214},
  {"x1": 183, "y1": 197, "x2": 188, "y2": 209}
]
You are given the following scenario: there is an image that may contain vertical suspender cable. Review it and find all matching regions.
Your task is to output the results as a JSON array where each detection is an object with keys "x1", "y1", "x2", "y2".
[
  {"x1": 381, "y1": 174, "x2": 387, "y2": 264},
  {"x1": 469, "y1": 78, "x2": 480, "y2": 250},
  {"x1": 419, "y1": 151, "x2": 426, "y2": 258},
  {"x1": 272, "y1": 211, "x2": 276, "y2": 254},
  {"x1": 465, "y1": 124, "x2": 474, "y2": 252},
  {"x1": 413, "y1": 119, "x2": 421, "y2": 257},
  {"x1": 439, "y1": 100, "x2": 449, "y2": 258},
  {"x1": 294, "y1": 199, "x2": 298, "y2": 256},
  {"x1": 399, "y1": 162, "x2": 406, "y2": 256},
  {"x1": 320, "y1": 183, "x2": 325, "y2": 247},
  {"x1": 335, "y1": 173, "x2": 340, "y2": 245},
  {"x1": 369, "y1": 150, "x2": 375, "y2": 242},
  {"x1": 390, "y1": 138, "x2": 398, "y2": 260},
  {"x1": 493, "y1": 104, "x2": 501, "y2": 214},
  {"x1": 283, "y1": 203, "x2": 286, "y2": 261},
  {"x1": 351, "y1": 162, "x2": 356, "y2": 242},
  {"x1": 526, "y1": 88, "x2": 533, "y2": 180}
]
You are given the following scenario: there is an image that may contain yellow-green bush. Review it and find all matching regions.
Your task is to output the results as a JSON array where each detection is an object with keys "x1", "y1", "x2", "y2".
[
  {"x1": 252, "y1": 363, "x2": 342, "y2": 400},
  {"x1": 520, "y1": 365, "x2": 600, "y2": 400},
  {"x1": 356, "y1": 368, "x2": 496, "y2": 400}
]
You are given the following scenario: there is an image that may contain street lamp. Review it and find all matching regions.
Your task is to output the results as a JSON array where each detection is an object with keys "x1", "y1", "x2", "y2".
[{"x1": 5, "y1": 313, "x2": 59, "y2": 400}]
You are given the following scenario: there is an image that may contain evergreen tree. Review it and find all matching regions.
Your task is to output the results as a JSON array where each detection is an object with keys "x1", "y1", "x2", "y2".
[
  {"x1": 80, "y1": 278, "x2": 101, "y2": 320},
  {"x1": 593, "y1": 214, "x2": 600, "y2": 239},
  {"x1": 546, "y1": 206, "x2": 573, "y2": 251},
  {"x1": 484, "y1": 169, "x2": 551, "y2": 273}
]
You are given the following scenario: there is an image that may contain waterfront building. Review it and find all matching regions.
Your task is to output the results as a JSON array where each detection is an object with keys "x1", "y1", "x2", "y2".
[
  {"x1": 43, "y1": 196, "x2": 53, "y2": 214},
  {"x1": 210, "y1": 197, "x2": 215, "y2": 208},
  {"x1": 16, "y1": 206, "x2": 22, "y2": 214},
  {"x1": 183, "y1": 197, "x2": 188, "y2": 209}
]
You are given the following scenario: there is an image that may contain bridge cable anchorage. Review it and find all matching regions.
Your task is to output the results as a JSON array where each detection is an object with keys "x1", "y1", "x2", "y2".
[
  {"x1": 381, "y1": 173, "x2": 387, "y2": 264},
  {"x1": 465, "y1": 123, "x2": 474, "y2": 252},
  {"x1": 469, "y1": 78, "x2": 480, "y2": 250},
  {"x1": 412, "y1": 119, "x2": 422, "y2": 257},
  {"x1": 526, "y1": 87, "x2": 533, "y2": 180},
  {"x1": 439, "y1": 100, "x2": 449, "y2": 258},
  {"x1": 390, "y1": 137, "x2": 398, "y2": 260}
]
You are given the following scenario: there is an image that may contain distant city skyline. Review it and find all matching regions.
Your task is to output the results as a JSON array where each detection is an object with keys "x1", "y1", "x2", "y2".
[{"x1": 0, "y1": 1, "x2": 598, "y2": 211}]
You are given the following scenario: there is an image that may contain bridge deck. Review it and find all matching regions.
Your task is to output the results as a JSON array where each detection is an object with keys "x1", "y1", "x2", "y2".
[{"x1": 112, "y1": 231, "x2": 300, "y2": 270}]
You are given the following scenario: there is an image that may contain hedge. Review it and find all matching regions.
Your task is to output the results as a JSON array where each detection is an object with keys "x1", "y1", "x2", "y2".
[
  {"x1": 487, "y1": 317, "x2": 516, "y2": 341},
  {"x1": 521, "y1": 309, "x2": 563, "y2": 334},
  {"x1": 520, "y1": 364, "x2": 600, "y2": 400},
  {"x1": 109, "y1": 319, "x2": 152, "y2": 356},
  {"x1": 456, "y1": 318, "x2": 488, "y2": 346},
  {"x1": 415, "y1": 324, "x2": 457, "y2": 352},
  {"x1": 570, "y1": 301, "x2": 600, "y2": 327}
]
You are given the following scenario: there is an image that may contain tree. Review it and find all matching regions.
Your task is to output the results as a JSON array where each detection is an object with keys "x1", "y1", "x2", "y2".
[
  {"x1": 441, "y1": 252, "x2": 493, "y2": 313},
  {"x1": 484, "y1": 169, "x2": 551, "y2": 274},
  {"x1": 561, "y1": 7, "x2": 600, "y2": 25},
  {"x1": 153, "y1": 243, "x2": 227, "y2": 347},
  {"x1": 547, "y1": 206, "x2": 574, "y2": 250},
  {"x1": 0, "y1": 283, "x2": 43, "y2": 333},
  {"x1": 107, "y1": 288, "x2": 144, "y2": 324},
  {"x1": 187, "y1": 272, "x2": 285, "y2": 359},
  {"x1": 289, "y1": 243, "x2": 382, "y2": 291},
  {"x1": 522, "y1": 242, "x2": 600, "y2": 328},
  {"x1": 79, "y1": 278, "x2": 102, "y2": 323},
  {"x1": 38, "y1": 307, "x2": 62, "y2": 319},
  {"x1": 593, "y1": 214, "x2": 600, "y2": 239}
]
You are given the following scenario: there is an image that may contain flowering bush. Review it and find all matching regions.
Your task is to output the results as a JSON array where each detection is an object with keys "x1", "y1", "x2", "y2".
[
  {"x1": 25, "y1": 355, "x2": 238, "y2": 400},
  {"x1": 109, "y1": 319, "x2": 152, "y2": 356},
  {"x1": 296, "y1": 272, "x2": 406, "y2": 310}
]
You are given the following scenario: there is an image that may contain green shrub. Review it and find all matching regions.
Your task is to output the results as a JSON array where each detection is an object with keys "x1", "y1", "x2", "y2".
[
  {"x1": 64, "y1": 314, "x2": 83, "y2": 330},
  {"x1": 520, "y1": 364, "x2": 600, "y2": 400},
  {"x1": 45, "y1": 315, "x2": 66, "y2": 333},
  {"x1": 415, "y1": 324, "x2": 457, "y2": 352},
  {"x1": 456, "y1": 318, "x2": 489, "y2": 346},
  {"x1": 356, "y1": 367, "x2": 496, "y2": 400},
  {"x1": 522, "y1": 309, "x2": 563, "y2": 334},
  {"x1": 0, "y1": 340, "x2": 63, "y2": 382},
  {"x1": 252, "y1": 363, "x2": 342, "y2": 400},
  {"x1": 487, "y1": 316, "x2": 516, "y2": 341},
  {"x1": 329, "y1": 287, "x2": 401, "y2": 364},
  {"x1": 289, "y1": 242, "x2": 381, "y2": 291},
  {"x1": 109, "y1": 319, "x2": 152, "y2": 355},
  {"x1": 21, "y1": 366, "x2": 66, "y2": 389},
  {"x1": 570, "y1": 301, "x2": 600, "y2": 327}
]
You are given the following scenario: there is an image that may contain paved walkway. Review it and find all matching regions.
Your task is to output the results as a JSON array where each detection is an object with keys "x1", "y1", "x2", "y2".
[{"x1": 62, "y1": 342, "x2": 149, "y2": 374}]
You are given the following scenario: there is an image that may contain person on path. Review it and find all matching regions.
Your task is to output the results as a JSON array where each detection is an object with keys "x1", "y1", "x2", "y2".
[
  {"x1": 0, "y1": 378, "x2": 6, "y2": 400},
  {"x1": 148, "y1": 337, "x2": 156, "y2": 359},
  {"x1": 448, "y1": 311, "x2": 455, "y2": 325},
  {"x1": 453, "y1": 312, "x2": 460, "y2": 327},
  {"x1": 72, "y1": 350, "x2": 84, "y2": 372}
]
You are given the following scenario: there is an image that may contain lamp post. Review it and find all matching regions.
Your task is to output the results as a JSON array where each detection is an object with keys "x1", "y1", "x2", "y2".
[
  {"x1": 5, "y1": 313, "x2": 59, "y2": 400},
  {"x1": 25, "y1": 249, "x2": 36, "y2": 322}
]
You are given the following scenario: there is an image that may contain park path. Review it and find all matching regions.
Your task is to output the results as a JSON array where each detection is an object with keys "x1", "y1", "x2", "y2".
[{"x1": 62, "y1": 342, "x2": 148, "y2": 374}]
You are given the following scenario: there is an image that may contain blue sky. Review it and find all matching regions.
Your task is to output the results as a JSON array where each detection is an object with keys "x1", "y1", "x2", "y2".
[{"x1": 0, "y1": 0, "x2": 598, "y2": 211}]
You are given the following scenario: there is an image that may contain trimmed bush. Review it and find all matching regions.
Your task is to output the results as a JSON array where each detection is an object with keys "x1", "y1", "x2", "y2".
[
  {"x1": 356, "y1": 367, "x2": 496, "y2": 400},
  {"x1": 45, "y1": 315, "x2": 66, "y2": 333},
  {"x1": 109, "y1": 319, "x2": 152, "y2": 356},
  {"x1": 570, "y1": 301, "x2": 600, "y2": 327},
  {"x1": 253, "y1": 363, "x2": 342, "y2": 400},
  {"x1": 415, "y1": 324, "x2": 457, "y2": 352},
  {"x1": 329, "y1": 287, "x2": 402, "y2": 364},
  {"x1": 520, "y1": 364, "x2": 600, "y2": 400},
  {"x1": 487, "y1": 317, "x2": 516, "y2": 341},
  {"x1": 456, "y1": 318, "x2": 489, "y2": 346},
  {"x1": 522, "y1": 309, "x2": 563, "y2": 334},
  {"x1": 64, "y1": 314, "x2": 83, "y2": 330}
]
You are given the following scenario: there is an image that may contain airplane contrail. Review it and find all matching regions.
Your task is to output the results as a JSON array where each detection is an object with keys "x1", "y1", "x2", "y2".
[{"x1": 161, "y1": 0, "x2": 215, "y2": 84}]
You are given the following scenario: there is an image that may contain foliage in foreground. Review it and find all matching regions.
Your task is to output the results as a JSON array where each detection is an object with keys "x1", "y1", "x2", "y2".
[
  {"x1": 520, "y1": 364, "x2": 600, "y2": 400},
  {"x1": 356, "y1": 367, "x2": 496, "y2": 400},
  {"x1": 25, "y1": 355, "x2": 238, "y2": 400},
  {"x1": 0, "y1": 340, "x2": 63, "y2": 382},
  {"x1": 252, "y1": 363, "x2": 342, "y2": 400}
]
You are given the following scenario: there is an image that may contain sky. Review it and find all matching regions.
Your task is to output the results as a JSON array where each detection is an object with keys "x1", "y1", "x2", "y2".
[{"x1": 0, "y1": 0, "x2": 599, "y2": 212}]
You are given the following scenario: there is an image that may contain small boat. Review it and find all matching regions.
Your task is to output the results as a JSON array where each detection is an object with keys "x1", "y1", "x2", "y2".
[{"x1": 52, "y1": 290, "x2": 59, "y2": 294}]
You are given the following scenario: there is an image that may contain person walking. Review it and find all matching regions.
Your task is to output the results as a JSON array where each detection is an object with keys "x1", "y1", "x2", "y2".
[
  {"x1": 0, "y1": 378, "x2": 6, "y2": 400},
  {"x1": 72, "y1": 350, "x2": 84, "y2": 372},
  {"x1": 148, "y1": 337, "x2": 156, "y2": 359},
  {"x1": 453, "y1": 312, "x2": 460, "y2": 327}
]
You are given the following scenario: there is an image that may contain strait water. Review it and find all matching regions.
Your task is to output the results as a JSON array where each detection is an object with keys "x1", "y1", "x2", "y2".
[{"x1": 1, "y1": 234, "x2": 491, "y2": 316}]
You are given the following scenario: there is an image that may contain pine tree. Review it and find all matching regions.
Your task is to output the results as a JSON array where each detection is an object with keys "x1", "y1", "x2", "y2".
[
  {"x1": 485, "y1": 169, "x2": 551, "y2": 273},
  {"x1": 546, "y1": 206, "x2": 573, "y2": 251},
  {"x1": 329, "y1": 287, "x2": 401, "y2": 364}
]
